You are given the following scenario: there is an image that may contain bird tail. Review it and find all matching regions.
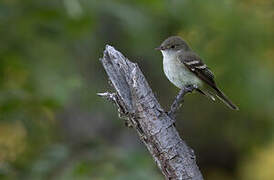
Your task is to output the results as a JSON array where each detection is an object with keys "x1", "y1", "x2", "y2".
[
  {"x1": 197, "y1": 87, "x2": 239, "y2": 110},
  {"x1": 213, "y1": 87, "x2": 239, "y2": 110},
  {"x1": 196, "y1": 89, "x2": 216, "y2": 101}
]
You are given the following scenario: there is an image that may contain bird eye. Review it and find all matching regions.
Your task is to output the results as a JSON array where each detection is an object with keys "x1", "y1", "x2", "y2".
[{"x1": 171, "y1": 45, "x2": 175, "y2": 49}]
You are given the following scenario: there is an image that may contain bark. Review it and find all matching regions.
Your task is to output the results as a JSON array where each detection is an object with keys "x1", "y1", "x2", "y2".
[{"x1": 98, "y1": 45, "x2": 204, "y2": 180}]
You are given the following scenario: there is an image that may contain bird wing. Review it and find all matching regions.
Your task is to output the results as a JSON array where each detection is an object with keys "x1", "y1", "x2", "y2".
[
  {"x1": 177, "y1": 51, "x2": 217, "y2": 89},
  {"x1": 177, "y1": 51, "x2": 239, "y2": 110}
]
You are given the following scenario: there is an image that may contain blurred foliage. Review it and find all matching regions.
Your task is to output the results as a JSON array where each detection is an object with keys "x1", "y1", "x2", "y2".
[
  {"x1": 0, "y1": 0, "x2": 273, "y2": 179},
  {"x1": 239, "y1": 143, "x2": 274, "y2": 180}
]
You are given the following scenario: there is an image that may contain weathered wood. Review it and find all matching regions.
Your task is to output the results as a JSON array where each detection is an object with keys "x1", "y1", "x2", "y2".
[{"x1": 98, "y1": 45, "x2": 203, "y2": 180}]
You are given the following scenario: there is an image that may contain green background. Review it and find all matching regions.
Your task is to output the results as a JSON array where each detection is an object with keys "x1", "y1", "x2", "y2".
[{"x1": 0, "y1": 0, "x2": 273, "y2": 179}]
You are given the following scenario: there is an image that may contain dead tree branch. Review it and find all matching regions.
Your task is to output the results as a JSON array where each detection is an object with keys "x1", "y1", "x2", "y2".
[{"x1": 98, "y1": 45, "x2": 203, "y2": 180}]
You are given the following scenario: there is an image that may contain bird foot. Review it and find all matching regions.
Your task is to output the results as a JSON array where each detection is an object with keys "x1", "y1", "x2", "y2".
[{"x1": 167, "y1": 84, "x2": 196, "y2": 120}]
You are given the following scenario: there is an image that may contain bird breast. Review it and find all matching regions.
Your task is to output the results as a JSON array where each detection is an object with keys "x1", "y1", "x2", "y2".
[{"x1": 162, "y1": 50, "x2": 202, "y2": 89}]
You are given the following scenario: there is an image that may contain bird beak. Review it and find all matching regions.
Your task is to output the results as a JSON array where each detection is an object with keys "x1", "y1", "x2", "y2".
[{"x1": 155, "y1": 46, "x2": 162, "y2": 50}]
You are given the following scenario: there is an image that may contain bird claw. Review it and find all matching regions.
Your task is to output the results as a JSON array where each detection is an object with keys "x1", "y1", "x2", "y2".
[
  {"x1": 167, "y1": 84, "x2": 197, "y2": 121},
  {"x1": 166, "y1": 111, "x2": 176, "y2": 124}
]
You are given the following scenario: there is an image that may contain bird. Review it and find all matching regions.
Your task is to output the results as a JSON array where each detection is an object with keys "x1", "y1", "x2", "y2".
[{"x1": 156, "y1": 36, "x2": 239, "y2": 110}]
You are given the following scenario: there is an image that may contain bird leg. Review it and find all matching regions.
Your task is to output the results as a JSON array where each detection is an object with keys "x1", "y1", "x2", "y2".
[{"x1": 167, "y1": 84, "x2": 196, "y2": 120}]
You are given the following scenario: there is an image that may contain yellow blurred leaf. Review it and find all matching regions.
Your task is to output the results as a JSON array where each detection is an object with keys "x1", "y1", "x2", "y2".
[
  {"x1": 0, "y1": 121, "x2": 26, "y2": 163},
  {"x1": 239, "y1": 142, "x2": 274, "y2": 180}
]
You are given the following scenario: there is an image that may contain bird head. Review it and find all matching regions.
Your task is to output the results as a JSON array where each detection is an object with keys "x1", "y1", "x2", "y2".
[{"x1": 155, "y1": 36, "x2": 191, "y2": 52}]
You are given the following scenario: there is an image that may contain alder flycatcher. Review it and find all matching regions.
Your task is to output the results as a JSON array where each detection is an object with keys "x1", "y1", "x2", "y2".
[{"x1": 156, "y1": 36, "x2": 239, "y2": 110}]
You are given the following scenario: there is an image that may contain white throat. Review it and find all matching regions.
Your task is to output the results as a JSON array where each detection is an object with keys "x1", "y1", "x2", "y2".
[{"x1": 161, "y1": 50, "x2": 178, "y2": 61}]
